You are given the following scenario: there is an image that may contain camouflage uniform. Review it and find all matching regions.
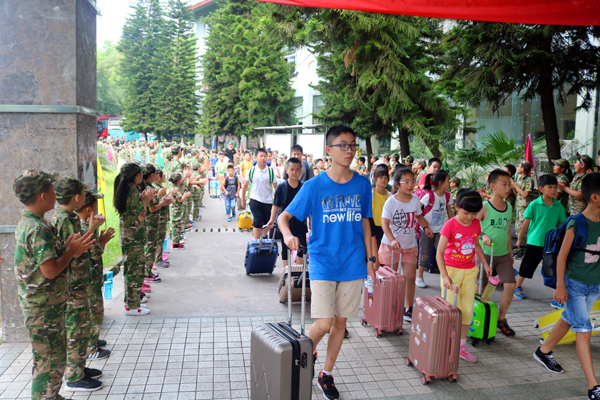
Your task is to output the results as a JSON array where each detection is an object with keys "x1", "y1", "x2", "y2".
[
  {"x1": 356, "y1": 164, "x2": 367, "y2": 175},
  {"x1": 52, "y1": 177, "x2": 90, "y2": 384},
  {"x1": 169, "y1": 176, "x2": 186, "y2": 246},
  {"x1": 507, "y1": 176, "x2": 517, "y2": 211},
  {"x1": 120, "y1": 184, "x2": 146, "y2": 310},
  {"x1": 153, "y1": 181, "x2": 169, "y2": 264},
  {"x1": 190, "y1": 161, "x2": 203, "y2": 221},
  {"x1": 556, "y1": 173, "x2": 570, "y2": 214},
  {"x1": 515, "y1": 174, "x2": 532, "y2": 243},
  {"x1": 450, "y1": 187, "x2": 459, "y2": 216},
  {"x1": 569, "y1": 173, "x2": 588, "y2": 215},
  {"x1": 81, "y1": 217, "x2": 104, "y2": 356},
  {"x1": 145, "y1": 183, "x2": 161, "y2": 276}
]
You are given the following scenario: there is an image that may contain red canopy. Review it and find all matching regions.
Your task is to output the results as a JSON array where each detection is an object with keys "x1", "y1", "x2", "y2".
[{"x1": 256, "y1": 0, "x2": 600, "y2": 26}]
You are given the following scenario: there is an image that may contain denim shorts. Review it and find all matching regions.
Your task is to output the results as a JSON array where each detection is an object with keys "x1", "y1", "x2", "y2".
[{"x1": 561, "y1": 276, "x2": 600, "y2": 333}]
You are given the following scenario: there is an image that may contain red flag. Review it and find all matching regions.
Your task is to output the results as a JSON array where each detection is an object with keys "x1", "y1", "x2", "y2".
[
  {"x1": 525, "y1": 134, "x2": 535, "y2": 176},
  {"x1": 181, "y1": 137, "x2": 184, "y2": 145}
]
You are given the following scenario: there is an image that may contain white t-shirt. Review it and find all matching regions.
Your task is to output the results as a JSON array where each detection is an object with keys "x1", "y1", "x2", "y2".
[
  {"x1": 381, "y1": 194, "x2": 422, "y2": 249},
  {"x1": 244, "y1": 165, "x2": 276, "y2": 204},
  {"x1": 420, "y1": 191, "x2": 454, "y2": 233}
]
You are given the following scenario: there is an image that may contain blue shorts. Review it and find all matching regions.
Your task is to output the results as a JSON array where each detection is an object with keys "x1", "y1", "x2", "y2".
[{"x1": 561, "y1": 276, "x2": 600, "y2": 333}]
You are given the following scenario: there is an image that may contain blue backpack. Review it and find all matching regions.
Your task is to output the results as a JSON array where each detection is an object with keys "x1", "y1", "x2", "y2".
[{"x1": 541, "y1": 213, "x2": 599, "y2": 289}]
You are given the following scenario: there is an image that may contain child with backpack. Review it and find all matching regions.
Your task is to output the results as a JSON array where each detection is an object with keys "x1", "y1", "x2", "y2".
[
  {"x1": 437, "y1": 189, "x2": 491, "y2": 363},
  {"x1": 416, "y1": 170, "x2": 453, "y2": 288},
  {"x1": 515, "y1": 174, "x2": 567, "y2": 305},
  {"x1": 534, "y1": 173, "x2": 600, "y2": 400},
  {"x1": 371, "y1": 166, "x2": 392, "y2": 270},
  {"x1": 379, "y1": 167, "x2": 433, "y2": 322},
  {"x1": 222, "y1": 165, "x2": 240, "y2": 222}
]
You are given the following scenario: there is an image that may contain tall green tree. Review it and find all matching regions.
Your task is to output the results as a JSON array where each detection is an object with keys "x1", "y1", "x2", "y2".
[
  {"x1": 97, "y1": 41, "x2": 124, "y2": 115},
  {"x1": 118, "y1": 0, "x2": 164, "y2": 140},
  {"x1": 441, "y1": 23, "x2": 600, "y2": 160},
  {"x1": 264, "y1": 8, "x2": 459, "y2": 159},
  {"x1": 153, "y1": 0, "x2": 199, "y2": 138},
  {"x1": 200, "y1": 0, "x2": 296, "y2": 138}
]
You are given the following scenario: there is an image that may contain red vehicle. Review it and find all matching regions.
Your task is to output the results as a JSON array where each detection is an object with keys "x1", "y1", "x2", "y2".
[{"x1": 96, "y1": 115, "x2": 112, "y2": 139}]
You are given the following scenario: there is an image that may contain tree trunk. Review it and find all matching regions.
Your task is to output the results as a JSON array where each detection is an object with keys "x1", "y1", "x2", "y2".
[
  {"x1": 423, "y1": 136, "x2": 442, "y2": 159},
  {"x1": 366, "y1": 137, "x2": 374, "y2": 170},
  {"x1": 539, "y1": 72, "x2": 561, "y2": 161},
  {"x1": 398, "y1": 128, "x2": 411, "y2": 158}
]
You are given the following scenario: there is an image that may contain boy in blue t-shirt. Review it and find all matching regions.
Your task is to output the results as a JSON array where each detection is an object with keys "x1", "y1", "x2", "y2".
[
  {"x1": 278, "y1": 125, "x2": 375, "y2": 400},
  {"x1": 534, "y1": 174, "x2": 600, "y2": 400},
  {"x1": 210, "y1": 151, "x2": 218, "y2": 177}
]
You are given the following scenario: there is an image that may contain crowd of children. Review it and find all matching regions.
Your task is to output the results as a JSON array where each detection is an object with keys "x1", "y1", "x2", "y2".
[{"x1": 11, "y1": 134, "x2": 600, "y2": 399}]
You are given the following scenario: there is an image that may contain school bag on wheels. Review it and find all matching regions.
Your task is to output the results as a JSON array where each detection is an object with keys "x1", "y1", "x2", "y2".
[
  {"x1": 251, "y1": 245, "x2": 313, "y2": 400},
  {"x1": 245, "y1": 224, "x2": 278, "y2": 275},
  {"x1": 405, "y1": 287, "x2": 461, "y2": 385},
  {"x1": 535, "y1": 300, "x2": 600, "y2": 345},
  {"x1": 208, "y1": 177, "x2": 220, "y2": 198},
  {"x1": 278, "y1": 250, "x2": 311, "y2": 303},
  {"x1": 360, "y1": 250, "x2": 405, "y2": 337},
  {"x1": 468, "y1": 243, "x2": 499, "y2": 346},
  {"x1": 238, "y1": 207, "x2": 253, "y2": 232}
]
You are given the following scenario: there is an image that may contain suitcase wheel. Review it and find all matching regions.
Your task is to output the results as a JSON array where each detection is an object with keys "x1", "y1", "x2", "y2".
[
  {"x1": 486, "y1": 338, "x2": 495, "y2": 345},
  {"x1": 375, "y1": 329, "x2": 382, "y2": 338},
  {"x1": 405, "y1": 357, "x2": 412, "y2": 367},
  {"x1": 421, "y1": 374, "x2": 430, "y2": 385},
  {"x1": 471, "y1": 338, "x2": 479, "y2": 347},
  {"x1": 360, "y1": 318, "x2": 367, "y2": 326},
  {"x1": 395, "y1": 329, "x2": 402, "y2": 336},
  {"x1": 448, "y1": 375, "x2": 457, "y2": 383}
]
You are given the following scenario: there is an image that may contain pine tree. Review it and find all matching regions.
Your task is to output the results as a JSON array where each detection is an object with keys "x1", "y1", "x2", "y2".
[{"x1": 199, "y1": 0, "x2": 295, "y2": 138}]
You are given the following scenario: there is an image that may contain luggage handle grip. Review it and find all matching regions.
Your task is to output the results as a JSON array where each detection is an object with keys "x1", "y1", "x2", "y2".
[
  {"x1": 443, "y1": 285, "x2": 459, "y2": 305},
  {"x1": 259, "y1": 224, "x2": 277, "y2": 253}
]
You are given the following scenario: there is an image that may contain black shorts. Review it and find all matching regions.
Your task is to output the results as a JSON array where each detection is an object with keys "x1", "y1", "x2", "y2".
[
  {"x1": 249, "y1": 199, "x2": 272, "y2": 229},
  {"x1": 518, "y1": 244, "x2": 544, "y2": 279},
  {"x1": 369, "y1": 218, "x2": 384, "y2": 249}
]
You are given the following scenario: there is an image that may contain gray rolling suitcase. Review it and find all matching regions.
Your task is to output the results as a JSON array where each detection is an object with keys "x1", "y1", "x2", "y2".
[{"x1": 251, "y1": 245, "x2": 313, "y2": 400}]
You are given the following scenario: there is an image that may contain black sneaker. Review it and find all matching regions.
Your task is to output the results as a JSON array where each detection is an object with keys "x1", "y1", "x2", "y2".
[
  {"x1": 84, "y1": 367, "x2": 102, "y2": 379},
  {"x1": 428, "y1": 268, "x2": 440, "y2": 274},
  {"x1": 589, "y1": 385, "x2": 600, "y2": 400},
  {"x1": 97, "y1": 339, "x2": 107, "y2": 348},
  {"x1": 404, "y1": 307, "x2": 413, "y2": 322},
  {"x1": 533, "y1": 347, "x2": 564, "y2": 373},
  {"x1": 344, "y1": 328, "x2": 350, "y2": 339},
  {"x1": 87, "y1": 348, "x2": 111, "y2": 360},
  {"x1": 65, "y1": 377, "x2": 103, "y2": 392},
  {"x1": 318, "y1": 372, "x2": 340, "y2": 400},
  {"x1": 312, "y1": 352, "x2": 317, "y2": 378}
]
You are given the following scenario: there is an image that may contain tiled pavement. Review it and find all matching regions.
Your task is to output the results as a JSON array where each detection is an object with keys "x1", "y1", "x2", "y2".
[{"x1": 0, "y1": 300, "x2": 598, "y2": 400}]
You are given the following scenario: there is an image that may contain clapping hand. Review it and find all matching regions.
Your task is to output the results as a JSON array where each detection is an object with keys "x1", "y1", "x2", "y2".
[{"x1": 99, "y1": 227, "x2": 116, "y2": 246}]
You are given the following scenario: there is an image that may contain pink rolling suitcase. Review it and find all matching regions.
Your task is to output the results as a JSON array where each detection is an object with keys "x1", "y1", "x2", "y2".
[
  {"x1": 360, "y1": 251, "x2": 405, "y2": 338},
  {"x1": 405, "y1": 287, "x2": 461, "y2": 385}
]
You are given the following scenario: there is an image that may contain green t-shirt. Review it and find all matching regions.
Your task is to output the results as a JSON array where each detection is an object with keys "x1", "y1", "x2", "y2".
[
  {"x1": 215, "y1": 161, "x2": 227, "y2": 175},
  {"x1": 523, "y1": 196, "x2": 567, "y2": 247},
  {"x1": 481, "y1": 200, "x2": 512, "y2": 256},
  {"x1": 566, "y1": 217, "x2": 600, "y2": 285}
]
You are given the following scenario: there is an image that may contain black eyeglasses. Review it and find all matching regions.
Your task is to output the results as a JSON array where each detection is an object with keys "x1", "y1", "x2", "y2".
[{"x1": 329, "y1": 143, "x2": 358, "y2": 151}]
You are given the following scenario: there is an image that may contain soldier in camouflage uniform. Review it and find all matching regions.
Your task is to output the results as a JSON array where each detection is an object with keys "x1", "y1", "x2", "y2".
[
  {"x1": 141, "y1": 164, "x2": 162, "y2": 281},
  {"x1": 168, "y1": 172, "x2": 191, "y2": 249},
  {"x1": 552, "y1": 158, "x2": 571, "y2": 214},
  {"x1": 53, "y1": 177, "x2": 107, "y2": 391},
  {"x1": 354, "y1": 156, "x2": 368, "y2": 176},
  {"x1": 13, "y1": 170, "x2": 94, "y2": 399},
  {"x1": 165, "y1": 144, "x2": 184, "y2": 179},
  {"x1": 511, "y1": 161, "x2": 533, "y2": 251},
  {"x1": 196, "y1": 153, "x2": 208, "y2": 208},
  {"x1": 558, "y1": 155, "x2": 593, "y2": 216},
  {"x1": 115, "y1": 163, "x2": 155, "y2": 315},
  {"x1": 153, "y1": 169, "x2": 173, "y2": 264},
  {"x1": 414, "y1": 159, "x2": 427, "y2": 190},
  {"x1": 74, "y1": 190, "x2": 114, "y2": 359},
  {"x1": 190, "y1": 160, "x2": 206, "y2": 221},
  {"x1": 450, "y1": 176, "x2": 460, "y2": 216}
]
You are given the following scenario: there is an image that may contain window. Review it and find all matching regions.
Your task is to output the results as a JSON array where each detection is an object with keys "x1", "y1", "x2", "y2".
[{"x1": 285, "y1": 55, "x2": 296, "y2": 74}]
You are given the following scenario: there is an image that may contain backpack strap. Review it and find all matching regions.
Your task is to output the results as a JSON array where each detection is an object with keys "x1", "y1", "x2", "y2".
[
  {"x1": 422, "y1": 190, "x2": 436, "y2": 215},
  {"x1": 570, "y1": 213, "x2": 589, "y2": 255}
]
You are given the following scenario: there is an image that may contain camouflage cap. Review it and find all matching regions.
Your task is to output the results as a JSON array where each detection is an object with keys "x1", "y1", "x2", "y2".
[
  {"x1": 82, "y1": 188, "x2": 104, "y2": 208},
  {"x1": 404, "y1": 155, "x2": 414, "y2": 163},
  {"x1": 180, "y1": 159, "x2": 188, "y2": 168},
  {"x1": 141, "y1": 163, "x2": 156, "y2": 175},
  {"x1": 120, "y1": 162, "x2": 141, "y2": 179},
  {"x1": 170, "y1": 172, "x2": 183, "y2": 182},
  {"x1": 190, "y1": 161, "x2": 201, "y2": 170},
  {"x1": 165, "y1": 153, "x2": 173, "y2": 161},
  {"x1": 54, "y1": 176, "x2": 85, "y2": 200},
  {"x1": 13, "y1": 169, "x2": 59, "y2": 202},
  {"x1": 577, "y1": 154, "x2": 594, "y2": 170},
  {"x1": 450, "y1": 176, "x2": 461, "y2": 185},
  {"x1": 191, "y1": 148, "x2": 199, "y2": 156},
  {"x1": 552, "y1": 159, "x2": 570, "y2": 170},
  {"x1": 418, "y1": 159, "x2": 427, "y2": 169},
  {"x1": 171, "y1": 144, "x2": 182, "y2": 155}
]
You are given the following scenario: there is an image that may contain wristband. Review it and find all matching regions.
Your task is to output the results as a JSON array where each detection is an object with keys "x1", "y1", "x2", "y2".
[{"x1": 422, "y1": 225, "x2": 430, "y2": 231}]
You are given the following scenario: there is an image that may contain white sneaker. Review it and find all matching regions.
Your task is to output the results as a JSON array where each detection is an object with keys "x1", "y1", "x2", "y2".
[
  {"x1": 140, "y1": 296, "x2": 148, "y2": 304},
  {"x1": 124, "y1": 306, "x2": 150, "y2": 316},
  {"x1": 415, "y1": 277, "x2": 428, "y2": 288},
  {"x1": 139, "y1": 304, "x2": 148, "y2": 308}
]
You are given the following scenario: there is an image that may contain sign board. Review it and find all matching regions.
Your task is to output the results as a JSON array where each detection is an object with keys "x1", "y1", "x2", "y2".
[
  {"x1": 265, "y1": 134, "x2": 293, "y2": 156},
  {"x1": 297, "y1": 134, "x2": 325, "y2": 158}
]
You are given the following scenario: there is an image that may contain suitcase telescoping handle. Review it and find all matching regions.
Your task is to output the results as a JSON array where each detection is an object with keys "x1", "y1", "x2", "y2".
[
  {"x1": 390, "y1": 249, "x2": 402, "y2": 321},
  {"x1": 286, "y1": 245, "x2": 309, "y2": 335},
  {"x1": 477, "y1": 242, "x2": 494, "y2": 295},
  {"x1": 443, "y1": 285, "x2": 459, "y2": 306},
  {"x1": 259, "y1": 224, "x2": 277, "y2": 254}
]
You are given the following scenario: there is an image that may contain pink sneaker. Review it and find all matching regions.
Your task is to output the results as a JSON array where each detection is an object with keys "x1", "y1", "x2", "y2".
[
  {"x1": 142, "y1": 283, "x2": 150, "y2": 288},
  {"x1": 459, "y1": 345, "x2": 477, "y2": 363},
  {"x1": 162, "y1": 254, "x2": 169, "y2": 260},
  {"x1": 144, "y1": 273, "x2": 161, "y2": 283},
  {"x1": 142, "y1": 286, "x2": 151, "y2": 293}
]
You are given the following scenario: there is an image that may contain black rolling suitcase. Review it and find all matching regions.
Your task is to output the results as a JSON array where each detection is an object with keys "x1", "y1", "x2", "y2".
[{"x1": 250, "y1": 245, "x2": 313, "y2": 400}]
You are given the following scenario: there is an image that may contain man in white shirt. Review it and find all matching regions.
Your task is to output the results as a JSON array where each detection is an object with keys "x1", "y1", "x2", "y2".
[{"x1": 241, "y1": 148, "x2": 278, "y2": 239}]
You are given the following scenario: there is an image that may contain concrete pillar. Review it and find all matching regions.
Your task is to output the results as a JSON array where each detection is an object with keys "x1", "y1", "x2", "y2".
[{"x1": 0, "y1": 0, "x2": 98, "y2": 342}]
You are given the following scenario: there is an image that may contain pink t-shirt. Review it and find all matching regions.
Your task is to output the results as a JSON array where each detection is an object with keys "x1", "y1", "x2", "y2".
[{"x1": 440, "y1": 217, "x2": 482, "y2": 269}]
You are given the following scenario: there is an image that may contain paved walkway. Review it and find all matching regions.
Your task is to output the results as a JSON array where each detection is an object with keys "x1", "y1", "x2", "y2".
[{"x1": 1, "y1": 189, "x2": 599, "y2": 399}]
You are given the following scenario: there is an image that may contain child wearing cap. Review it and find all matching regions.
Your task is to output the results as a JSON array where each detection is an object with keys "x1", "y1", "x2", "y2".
[
  {"x1": 450, "y1": 176, "x2": 460, "y2": 216},
  {"x1": 13, "y1": 170, "x2": 95, "y2": 399},
  {"x1": 113, "y1": 163, "x2": 156, "y2": 316},
  {"x1": 53, "y1": 176, "x2": 107, "y2": 392},
  {"x1": 74, "y1": 189, "x2": 115, "y2": 360},
  {"x1": 141, "y1": 164, "x2": 164, "y2": 284},
  {"x1": 552, "y1": 159, "x2": 572, "y2": 213},
  {"x1": 558, "y1": 155, "x2": 593, "y2": 217},
  {"x1": 510, "y1": 160, "x2": 533, "y2": 260},
  {"x1": 168, "y1": 172, "x2": 191, "y2": 249}
]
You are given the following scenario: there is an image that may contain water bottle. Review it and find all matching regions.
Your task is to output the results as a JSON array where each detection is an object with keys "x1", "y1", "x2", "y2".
[
  {"x1": 104, "y1": 281, "x2": 113, "y2": 299},
  {"x1": 106, "y1": 271, "x2": 113, "y2": 282},
  {"x1": 365, "y1": 276, "x2": 374, "y2": 307}
]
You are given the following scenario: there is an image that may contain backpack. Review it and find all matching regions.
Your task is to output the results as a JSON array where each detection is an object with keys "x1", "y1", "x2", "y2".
[
  {"x1": 414, "y1": 190, "x2": 450, "y2": 239},
  {"x1": 247, "y1": 166, "x2": 275, "y2": 198},
  {"x1": 541, "y1": 213, "x2": 600, "y2": 289}
]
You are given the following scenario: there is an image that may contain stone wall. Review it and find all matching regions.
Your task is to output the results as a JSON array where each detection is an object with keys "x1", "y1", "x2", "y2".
[{"x1": 0, "y1": 0, "x2": 97, "y2": 342}]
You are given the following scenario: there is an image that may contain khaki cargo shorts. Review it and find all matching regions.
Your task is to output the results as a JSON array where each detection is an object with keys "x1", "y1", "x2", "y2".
[{"x1": 311, "y1": 279, "x2": 363, "y2": 319}]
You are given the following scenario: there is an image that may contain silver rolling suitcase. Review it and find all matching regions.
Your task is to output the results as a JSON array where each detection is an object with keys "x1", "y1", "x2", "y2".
[{"x1": 251, "y1": 245, "x2": 313, "y2": 400}]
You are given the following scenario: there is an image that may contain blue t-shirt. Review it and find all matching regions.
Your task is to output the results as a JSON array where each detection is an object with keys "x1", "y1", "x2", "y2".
[
  {"x1": 210, "y1": 156, "x2": 218, "y2": 168},
  {"x1": 285, "y1": 171, "x2": 373, "y2": 282}
]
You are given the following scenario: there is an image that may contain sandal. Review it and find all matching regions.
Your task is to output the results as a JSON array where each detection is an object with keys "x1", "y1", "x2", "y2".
[{"x1": 498, "y1": 319, "x2": 515, "y2": 337}]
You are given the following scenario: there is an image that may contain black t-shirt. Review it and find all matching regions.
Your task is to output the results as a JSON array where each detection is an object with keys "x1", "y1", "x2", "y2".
[
  {"x1": 273, "y1": 181, "x2": 307, "y2": 235},
  {"x1": 225, "y1": 148, "x2": 236, "y2": 161}
]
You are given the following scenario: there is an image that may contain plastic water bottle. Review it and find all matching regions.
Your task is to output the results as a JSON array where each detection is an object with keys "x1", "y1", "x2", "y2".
[
  {"x1": 365, "y1": 276, "x2": 374, "y2": 307},
  {"x1": 104, "y1": 281, "x2": 112, "y2": 299},
  {"x1": 106, "y1": 271, "x2": 113, "y2": 282}
]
